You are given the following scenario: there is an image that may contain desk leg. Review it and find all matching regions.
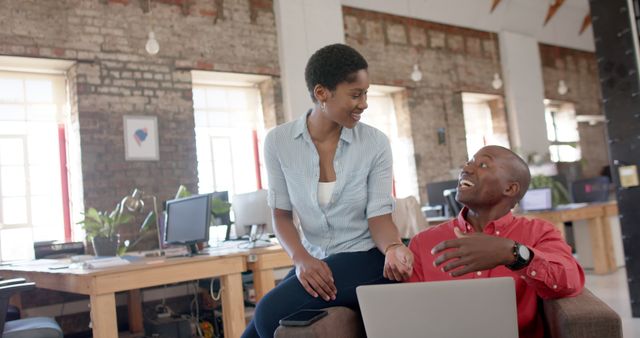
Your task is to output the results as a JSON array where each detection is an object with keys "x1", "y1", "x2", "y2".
[
  {"x1": 599, "y1": 216, "x2": 617, "y2": 273},
  {"x1": 588, "y1": 217, "x2": 616, "y2": 275},
  {"x1": 221, "y1": 272, "x2": 245, "y2": 338},
  {"x1": 253, "y1": 269, "x2": 275, "y2": 303},
  {"x1": 89, "y1": 293, "x2": 118, "y2": 338},
  {"x1": 128, "y1": 289, "x2": 144, "y2": 333}
]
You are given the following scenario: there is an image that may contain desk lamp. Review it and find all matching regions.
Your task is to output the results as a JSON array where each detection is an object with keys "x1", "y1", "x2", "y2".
[{"x1": 121, "y1": 188, "x2": 163, "y2": 249}]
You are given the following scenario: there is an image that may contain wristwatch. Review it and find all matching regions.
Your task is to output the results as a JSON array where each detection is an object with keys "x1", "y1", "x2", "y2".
[{"x1": 506, "y1": 242, "x2": 532, "y2": 271}]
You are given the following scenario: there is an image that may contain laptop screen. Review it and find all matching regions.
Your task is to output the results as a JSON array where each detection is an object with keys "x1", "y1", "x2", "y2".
[{"x1": 520, "y1": 188, "x2": 552, "y2": 211}]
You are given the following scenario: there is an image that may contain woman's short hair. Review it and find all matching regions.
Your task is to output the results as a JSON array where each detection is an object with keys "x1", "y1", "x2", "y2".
[{"x1": 304, "y1": 43, "x2": 368, "y2": 102}]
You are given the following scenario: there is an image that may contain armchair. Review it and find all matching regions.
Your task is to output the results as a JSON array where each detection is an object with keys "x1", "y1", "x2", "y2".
[
  {"x1": 0, "y1": 278, "x2": 63, "y2": 338},
  {"x1": 275, "y1": 288, "x2": 622, "y2": 338}
]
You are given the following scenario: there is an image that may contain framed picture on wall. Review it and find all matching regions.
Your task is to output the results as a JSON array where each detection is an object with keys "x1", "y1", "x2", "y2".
[{"x1": 123, "y1": 115, "x2": 159, "y2": 161}]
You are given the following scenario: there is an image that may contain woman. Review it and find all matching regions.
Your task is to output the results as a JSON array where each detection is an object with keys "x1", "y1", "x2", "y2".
[{"x1": 242, "y1": 43, "x2": 413, "y2": 338}]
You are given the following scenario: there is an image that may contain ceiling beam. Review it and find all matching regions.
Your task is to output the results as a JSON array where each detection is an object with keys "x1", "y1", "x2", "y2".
[
  {"x1": 544, "y1": 0, "x2": 565, "y2": 26},
  {"x1": 490, "y1": 0, "x2": 503, "y2": 13},
  {"x1": 579, "y1": 11, "x2": 592, "y2": 35}
]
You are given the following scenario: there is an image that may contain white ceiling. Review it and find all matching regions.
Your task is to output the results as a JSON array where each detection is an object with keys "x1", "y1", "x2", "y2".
[{"x1": 342, "y1": 0, "x2": 594, "y2": 51}]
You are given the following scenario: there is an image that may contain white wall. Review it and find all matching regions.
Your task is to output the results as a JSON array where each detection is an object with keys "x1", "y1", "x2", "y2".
[
  {"x1": 342, "y1": 0, "x2": 594, "y2": 52},
  {"x1": 274, "y1": 0, "x2": 345, "y2": 120},
  {"x1": 273, "y1": 0, "x2": 588, "y2": 156},
  {"x1": 499, "y1": 31, "x2": 550, "y2": 158}
]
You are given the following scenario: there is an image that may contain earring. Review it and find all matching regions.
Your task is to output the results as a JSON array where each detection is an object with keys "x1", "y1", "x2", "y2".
[{"x1": 321, "y1": 102, "x2": 326, "y2": 112}]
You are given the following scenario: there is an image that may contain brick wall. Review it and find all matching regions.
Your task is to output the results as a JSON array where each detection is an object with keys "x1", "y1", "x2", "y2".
[
  {"x1": 539, "y1": 44, "x2": 608, "y2": 178},
  {"x1": 0, "y1": 0, "x2": 279, "y2": 333},
  {"x1": 0, "y1": 0, "x2": 280, "y2": 235},
  {"x1": 343, "y1": 6, "x2": 504, "y2": 204}
]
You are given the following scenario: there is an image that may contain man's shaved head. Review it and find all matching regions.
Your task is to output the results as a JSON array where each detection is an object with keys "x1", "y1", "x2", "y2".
[{"x1": 484, "y1": 145, "x2": 531, "y2": 202}]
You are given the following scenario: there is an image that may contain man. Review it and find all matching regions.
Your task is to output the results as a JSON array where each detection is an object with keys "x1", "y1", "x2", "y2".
[{"x1": 407, "y1": 145, "x2": 584, "y2": 338}]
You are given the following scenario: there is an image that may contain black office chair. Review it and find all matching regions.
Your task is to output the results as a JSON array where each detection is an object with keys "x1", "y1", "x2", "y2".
[
  {"x1": 443, "y1": 188, "x2": 463, "y2": 217},
  {"x1": 571, "y1": 176, "x2": 610, "y2": 203},
  {"x1": 0, "y1": 278, "x2": 63, "y2": 338}
]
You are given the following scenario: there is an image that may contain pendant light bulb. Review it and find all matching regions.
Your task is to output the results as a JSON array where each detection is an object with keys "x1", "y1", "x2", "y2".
[
  {"x1": 491, "y1": 73, "x2": 503, "y2": 90},
  {"x1": 410, "y1": 64, "x2": 423, "y2": 82},
  {"x1": 145, "y1": 31, "x2": 160, "y2": 55},
  {"x1": 557, "y1": 80, "x2": 568, "y2": 95}
]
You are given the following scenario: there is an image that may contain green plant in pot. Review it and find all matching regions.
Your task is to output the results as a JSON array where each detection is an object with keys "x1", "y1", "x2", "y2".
[
  {"x1": 174, "y1": 185, "x2": 232, "y2": 225},
  {"x1": 530, "y1": 175, "x2": 571, "y2": 207},
  {"x1": 78, "y1": 203, "x2": 132, "y2": 256}
]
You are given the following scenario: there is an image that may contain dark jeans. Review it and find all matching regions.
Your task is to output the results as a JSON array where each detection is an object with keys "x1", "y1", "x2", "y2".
[{"x1": 241, "y1": 247, "x2": 393, "y2": 338}]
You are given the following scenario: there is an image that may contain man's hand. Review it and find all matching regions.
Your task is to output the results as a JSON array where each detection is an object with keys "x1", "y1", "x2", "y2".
[
  {"x1": 294, "y1": 254, "x2": 337, "y2": 301},
  {"x1": 432, "y1": 227, "x2": 515, "y2": 277},
  {"x1": 384, "y1": 245, "x2": 414, "y2": 281}
]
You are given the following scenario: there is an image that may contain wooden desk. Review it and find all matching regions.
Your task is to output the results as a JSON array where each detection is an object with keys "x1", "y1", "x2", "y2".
[
  {"x1": 522, "y1": 201, "x2": 618, "y2": 275},
  {"x1": 0, "y1": 253, "x2": 247, "y2": 338},
  {"x1": 245, "y1": 245, "x2": 293, "y2": 302}
]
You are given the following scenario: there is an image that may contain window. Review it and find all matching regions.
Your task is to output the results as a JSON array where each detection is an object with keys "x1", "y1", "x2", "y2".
[
  {"x1": 192, "y1": 77, "x2": 267, "y2": 198},
  {"x1": 544, "y1": 100, "x2": 581, "y2": 162},
  {"x1": 0, "y1": 71, "x2": 69, "y2": 261},
  {"x1": 361, "y1": 86, "x2": 419, "y2": 199},
  {"x1": 462, "y1": 93, "x2": 510, "y2": 159}
]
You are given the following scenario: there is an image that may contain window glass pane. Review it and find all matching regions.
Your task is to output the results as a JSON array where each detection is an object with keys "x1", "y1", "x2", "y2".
[
  {"x1": 0, "y1": 138, "x2": 25, "y2": 165},
  {"x1": 228, "y1": 91, "x2": 247, "y2": 109},
  {"x1": 205, "y1": 89, "x2": 226, "y2": 109},
  {"x1": 545, "y1": 110, "x2": 557, "y2": 142},
  {"x1": 463, "y1": 101, "x2": 494, "y2": 159},
  {"x1": 549, "y1": 145, "x2": 581, "y2": 162},
  {"x1": 0, "y1": 79, "x2": 24, "y2": 102},
  {"x1": 30, "y1": 166, "x2": 58, "y2": 196},
  {"x1": 554, "y1": 110, "x2": 579, "y2": 142},
  {"x1": 211, "y1": 137, "x2": 233, "y2": 193},
  {"x1": 209, "y1": 110, "x2": 230, "y2": 127},
  {"x1": 193, "y1": 88, "x2": 206, "y2": 109},
  {"x1": 26, "y1": 104, "x2": 57, "y2": 121},
  {"x1": 0, "y1": 104, "x2": 26, "y2": 120},
  {"x1": 0, "y1": 122, "x2": 27, "y2": 135},
  {"x1": 28, "y1": 129, "x2": 59, "y2": 165},
  {"x1": 25, "y1": 80, "x2": 53, "y2": 103},
  {"x1": 1, "y1": 228, "x2": 34, "y2": 261},
  {"x1": 194, "y1": 109, "x2": 207, "y2": 127},
  {"x1": 31, "y1": 195, "x2": 62, "y2": 227},
  {"x1": 32, "y1": 225, "x2": 63, "y2": 242},
  {"x1": 2, "y1": 197, "x2": 28, "y2": 225},
  {"x1": 193, "y1": 84, "x2": 264, "y2": 198},
  {"x1": 1, "y1": 166, "x2": 26, "y2": 196}
]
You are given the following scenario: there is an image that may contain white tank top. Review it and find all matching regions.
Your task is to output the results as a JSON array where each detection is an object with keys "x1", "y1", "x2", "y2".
[{"x1": 318, "y1": 181, "x2": 336, "y2": 208}]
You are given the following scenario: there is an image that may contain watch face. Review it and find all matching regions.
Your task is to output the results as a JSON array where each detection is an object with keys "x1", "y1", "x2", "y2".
[{"x1": 518, "y1": 245, "x2": 531, "y2": 261}]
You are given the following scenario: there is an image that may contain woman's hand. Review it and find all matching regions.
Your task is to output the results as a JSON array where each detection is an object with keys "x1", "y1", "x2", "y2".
[
  {"x1": 383, "y1": 245, "x2": 414, "y2": 281},
  {"x1": 293, "y1": 253, "x2": 337, "y2": 301}
]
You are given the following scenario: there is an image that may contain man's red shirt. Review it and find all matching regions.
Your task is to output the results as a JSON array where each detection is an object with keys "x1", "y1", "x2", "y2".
[{"x1": 407, "y1": 209, "x2": 585, "y2": 338}]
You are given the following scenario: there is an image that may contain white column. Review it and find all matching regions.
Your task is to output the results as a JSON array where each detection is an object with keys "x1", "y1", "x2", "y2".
[
  {"x1": 274, "y1": 0, "x2": 345, "y2": 121},
  {"x1": 499, "y1": 31, "x2": 550, "y2": 158}
]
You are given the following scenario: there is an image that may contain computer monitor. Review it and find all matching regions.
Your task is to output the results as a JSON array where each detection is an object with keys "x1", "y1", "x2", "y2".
[
  {"x1": 426, "y1": 179, "x2": 459, "y2": 217},
  {"x1": 209, "y1": 191, "x2": 232, "y2": 242},
  {"x1": 164, "y1": 194, "x2": 211, "y2": 255},
  {"x1": 571, "y1": 176, "x2": 610, "y2": 203},
  {"x1": 519, "y1": 188, "x2": 553, "y2": 212},
  {"x1": 443, "y1": 188, "x2": 463, "y2": 217},
  {"x1": 426, "y1": 180, "x2": 459, "y2": 206},
  {"x1": 232, "y1": 189, "x2": 274, "y2": 248}
]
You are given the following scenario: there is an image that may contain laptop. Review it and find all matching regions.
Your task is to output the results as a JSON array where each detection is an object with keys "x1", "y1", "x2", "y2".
[
  {"x1": 519, "y1": 188, "x2": 553, "y2": 212},
  {"x1": 356, "y1": 277, "x2": 518, "y2": 338}
]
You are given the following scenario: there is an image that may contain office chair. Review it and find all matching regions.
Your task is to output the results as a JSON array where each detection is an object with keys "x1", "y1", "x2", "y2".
[
  {"x1": 0, "y1": 278, "x2": 63, "y2": 338},
  {"x1": 443, "y1": 188, "x2": 463, "y2": 216},
  {"x1": 571, "y1": 176, "x2": 610, "y2": 203}
]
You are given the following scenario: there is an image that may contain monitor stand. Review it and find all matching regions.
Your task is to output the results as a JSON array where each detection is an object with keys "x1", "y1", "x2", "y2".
[
  {"x1": 186, "y1": 243, "x2": 202, "y2": 256},
  {"x1": 243, "y1": 224, "x2": 273, "y2": 249}
]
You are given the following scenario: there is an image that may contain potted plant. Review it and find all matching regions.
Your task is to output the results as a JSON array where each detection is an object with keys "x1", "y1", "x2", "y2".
[
  {"x1": 530, "y1": 175, "x2": 571, "y2": 207},
  {"x1": 78, "y1": 203, "x2": 133, "y2": 256}
]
